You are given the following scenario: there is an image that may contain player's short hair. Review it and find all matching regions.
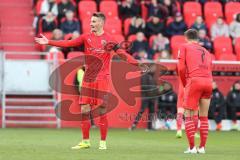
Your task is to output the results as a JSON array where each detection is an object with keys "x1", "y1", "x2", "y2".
[
  {"x1": 92, "y1": 12, "x2": 106, "y2": 22},
  {"x1": 184, "y1": 29, "x2": 199, "y2": 41}
]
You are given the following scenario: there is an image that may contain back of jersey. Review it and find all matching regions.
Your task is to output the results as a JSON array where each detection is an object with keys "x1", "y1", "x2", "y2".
[{"x1": 184, "y1": 43, "x2": 212, "y2": 79}]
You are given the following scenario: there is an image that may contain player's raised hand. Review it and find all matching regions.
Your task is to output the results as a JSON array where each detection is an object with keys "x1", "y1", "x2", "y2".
[{"x1": 35, "y1": 34, "x2": 49, "y2": 45}]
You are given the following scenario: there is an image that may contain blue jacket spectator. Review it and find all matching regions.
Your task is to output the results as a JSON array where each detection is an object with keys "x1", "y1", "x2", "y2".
[
  {"x1": 191, "y1": 16, "x2": 207, "y2": 32},
  {"x1": 166, "y1": 12, "x2": 187, "y2": 37},
  {"x1": 119, "y1": 0, "x2": 140, "y2": 20},
  {"x1": 60, "y1": 10, "x2": 80, "y2": 34},
  {"x1": 58, "y1": 0, "x2": 76, "y2": 20},
  {"x1": 146, "y1": 16, "x2": 165, "y2": 37},
  {"x1": 198, "y1": 29, "x2": 212, "y2": 52}
]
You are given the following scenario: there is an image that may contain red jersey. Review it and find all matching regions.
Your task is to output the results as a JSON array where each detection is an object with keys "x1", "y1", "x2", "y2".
[
  {"x1": 48, "y1": 32, "x2": 137, "y2": 80},
  {"x1": 177, "y1": 42, "x2": 212, "y2": 86}
]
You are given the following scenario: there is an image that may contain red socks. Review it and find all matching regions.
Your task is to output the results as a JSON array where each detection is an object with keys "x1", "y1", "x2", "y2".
[
  {"x1": 185, "y1": 117, "x2": 195, "y2": 149},
  {"x1": 176, "y1": 113, "x2": 183, "y2": 131},
  {"x1": 199, "y1": 116, "x2": 209, "y2": 148},
  {"x1": 99, "y1": 115, "x2": 108, "y2": 141},
  {"x1": 193, "y1": 115, "x2": 199, "y2": 133},
  {"x1": 81, "y1": 119, "x2": 91, "y2": 140}
]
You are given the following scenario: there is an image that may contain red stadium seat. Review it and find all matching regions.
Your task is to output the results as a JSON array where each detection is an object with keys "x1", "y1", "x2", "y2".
[
  {"x1": 124, "y1": 18, "x2": 132, "y2": 36},
  {"x1": 113, "y1": 34, "x2": 125, "y2": 43},
  {"x1": 217, "y1": 53, "x2": 237, "y2": 61},
  {"x1": 100, "y1": 1, "x2": 118, "y2": 19},
  {"x1": 235, "y1": 37, "x2": 240, "y2": 60},
  {"x1": 104, "y1": 18, "x2": 122, "y2": 34},
  {"x1": 141, "y1": 3, "x2": 148, "y2": 20},
  {"x1": 149, "y1": 35, "x2": 157, "y2": 48},
  {"x1": 204, "y1": 2, "x2": 223, "y2": 28},
  {"x1": 35, "y1": 0, "x2": 43, "y2": 15},
  {"x1": 183, "y1": 2, "x2": 202, "y2": 27},
  {"x1": 213, "y1": 37, "x2": 233, "y2": 58},
  {"x1": 45, "y1": 52, "x2": 65, "y2": 60},
  {"x1": 81, "y1": 19, "x2": 91, "y2": 33},
  {"x1": 64, "y1": 33, "x2": 73, "y2": 40},
  {"x1": 170, "y1": 35, "x2": 187, "y2": 59},
  {"x1": 78, "y1": 1, "x2": 97, "y2": 20},
  {"x1": 225, "y1": 2, "x2": 240, "y2": 24},
  {"x1": 67, "y1": 51, "x2": 85, "y2": 59}
]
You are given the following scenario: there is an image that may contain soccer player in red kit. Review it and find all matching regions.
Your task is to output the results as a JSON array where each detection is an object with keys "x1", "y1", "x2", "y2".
[
  {"x1": 178, "y1": 29, "x2": 213, "y2": 154},
  {"x1": 35, "y1": 12, "x2": 144, "y2": 150}
]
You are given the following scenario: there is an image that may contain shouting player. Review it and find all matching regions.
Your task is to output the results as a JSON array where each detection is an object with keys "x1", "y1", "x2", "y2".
[
  {"x1": 35, "y1": 12, "x2": 146, "y2": 150},
  {"x1": 178, "y1": 29, "x2": 212, "y2": 154}
]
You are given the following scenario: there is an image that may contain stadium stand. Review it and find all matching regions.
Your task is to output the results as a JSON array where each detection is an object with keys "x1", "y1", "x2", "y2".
[
  {"x1": 204, "y1": 1, "x2": 223, "y2": 28},
  {"x1": 183, "y1": 1, "x2": 202, "y2": 27}
]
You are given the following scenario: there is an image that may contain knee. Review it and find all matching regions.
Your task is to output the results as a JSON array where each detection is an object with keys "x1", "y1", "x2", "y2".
[
  {"x1": 81, "y1": 105, "x2": 91, "y2": 115},
  {"x1": 99, "y1": 106, "x2": 107, "y2": 115}
]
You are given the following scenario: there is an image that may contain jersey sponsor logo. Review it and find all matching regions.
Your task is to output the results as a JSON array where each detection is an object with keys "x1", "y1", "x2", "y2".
[{"x1": 101, "y1": 40, "x2": 107, "y2": 46}]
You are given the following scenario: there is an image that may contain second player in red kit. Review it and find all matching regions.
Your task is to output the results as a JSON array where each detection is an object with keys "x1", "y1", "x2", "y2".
[{"x1": 178, "y1": 29, "x2": 213, "y2": 154}]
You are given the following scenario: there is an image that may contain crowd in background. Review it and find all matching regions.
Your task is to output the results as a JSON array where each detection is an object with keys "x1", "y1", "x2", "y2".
[{"x1": 32, "y1": 0, "x2": 240, "y2": 59}]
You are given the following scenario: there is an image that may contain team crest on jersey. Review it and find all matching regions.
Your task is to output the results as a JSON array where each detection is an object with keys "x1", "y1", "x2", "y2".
[
  {"x1": 87, "y1": 38, "x2": 91, "y2": 43},
  {"x1": 101, "y1": 40, "x2": 107, "y2": 46}
]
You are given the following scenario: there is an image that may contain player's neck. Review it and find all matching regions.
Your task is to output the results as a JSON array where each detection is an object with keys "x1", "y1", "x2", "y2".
[{"x1": 94, "y1": 29, "x2": 104, "y2": 36}]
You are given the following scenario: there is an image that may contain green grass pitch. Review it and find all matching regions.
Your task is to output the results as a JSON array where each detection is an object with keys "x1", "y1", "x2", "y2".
[{"x1": 0, "y1": 128, "x2": 239, "y2": 160}]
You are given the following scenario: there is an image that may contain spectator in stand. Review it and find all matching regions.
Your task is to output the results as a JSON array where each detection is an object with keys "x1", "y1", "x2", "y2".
[
  {"x1": 130, "y1": 32, "x2": 153, "y2": 58},
  {"x1": 153, "y1": 50, "x2": 171, "y2": 60},
  {"x1": 166, "y1": 12, "x2": 187, "y2": 37},
  {"x1": 152, "y1": 33, "x2": 169, "y2": 52},
  {"x1": 146, "y1": 16, "x2": 165, "y2": 37},
  {"x1": 230, "y1": 13, "x2": 240, "y2": 43},
  {"x1": 45, "y1": 29, "x2": 63, "y2": 52},
  {"x1": 145, "y1": 0, "x2": 168, "y2": 19},
  {"x1": 60, "y1": 10, "x2": 80, "y2": 34},
  {"x1": 41, "y1": 12, "x2": 58, "y2": 33},
  {"x1": 33, "y1": 0, "x2": 58, "y2": 31},
  {"x1": 128, "y1": 16, "x2": 146, "y2": 36},
  {"x1": 198, "y1": 29, "x2": 212, "y2": 52},
  {"x1": 58, "y1": 0, "x2": 76, "y2": 21},
  {"x1": 118, "y1": 0, "x2": 140, "y2": 20},
  {"x1": 158, "y1": 82, "x2": 177, "y2": 129},
  {"x1": 161, "y1": 0, "x2": 178, "y2": 18},
  {"x1": 211, "y1": 17, "x2": 229, "y2": 40},
  {"x1": 227, "y1": 81, "x2": 240, "y2": 131},
  {"x1": 209, "y1": 81, "x2": 226, "y2": 131},
  {"x1": 191, "y1": 16, "x2": 207, "y2": 32},
  {"x1": 40, "y1": 0, "x2": 58, "y2": 16}
]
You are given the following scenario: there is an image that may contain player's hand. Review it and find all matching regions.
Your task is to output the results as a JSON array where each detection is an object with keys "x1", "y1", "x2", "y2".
[
  {"x1": 35, "y1": 34, "x2": 49, "y2": 45},
  {"x1": 139, "y1": 63, "x2": 149, "y2": 73}
]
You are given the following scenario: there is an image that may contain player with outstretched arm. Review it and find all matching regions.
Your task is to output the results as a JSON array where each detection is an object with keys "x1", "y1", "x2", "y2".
[{"x1": 35, "y1": 12, "x2": 147, "y2": 150}]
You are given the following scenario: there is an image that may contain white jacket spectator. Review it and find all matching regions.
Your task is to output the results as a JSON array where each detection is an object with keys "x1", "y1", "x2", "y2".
[
  {"x1": 229, "y1": 13, "x2": 240, "y2": 41},
  {"x1": 211, "y1": 17, "x2": 229, "y2": 40},
  {"x1": 40, "y1": 0, "x2": 58, "y2": 16}
]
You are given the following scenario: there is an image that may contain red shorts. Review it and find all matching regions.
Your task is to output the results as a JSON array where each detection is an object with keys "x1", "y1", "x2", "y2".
[
  {"x1": 177, "y1": 81, "x2": 184, "y2": 109},
  {"x1": 183, "y1": 77, "x2": 212, "y2": 111},
  {"x1": 79, "y1": 78, "x2": 110, "y2": 106}
]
